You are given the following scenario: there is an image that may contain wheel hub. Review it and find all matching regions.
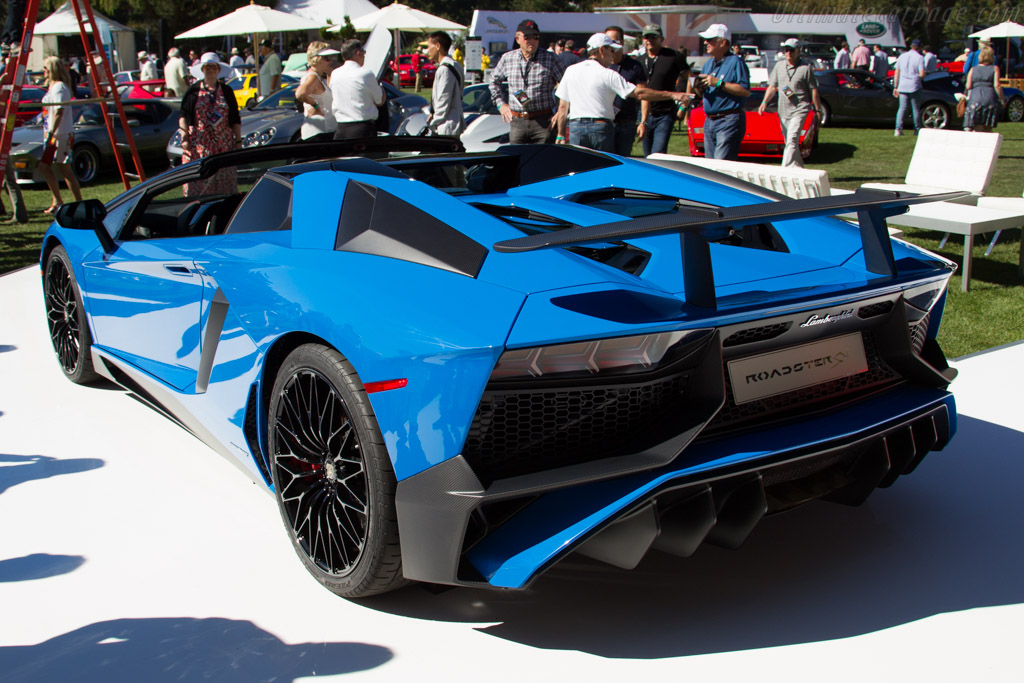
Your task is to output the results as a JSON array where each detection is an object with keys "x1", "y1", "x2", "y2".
[{"x1": 324, "y1": 459, "x2": 338, "y2": 482}]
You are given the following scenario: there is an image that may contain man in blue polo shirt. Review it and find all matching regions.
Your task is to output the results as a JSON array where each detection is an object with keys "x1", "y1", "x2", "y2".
[{"x1": 695, "y1": 23, "x2": 750, "y2": 160}]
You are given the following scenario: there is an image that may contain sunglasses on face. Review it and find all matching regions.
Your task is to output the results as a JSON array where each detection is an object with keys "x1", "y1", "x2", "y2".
[{"x1": 522, "y1": 33, "x2": 540, "y2": 40}]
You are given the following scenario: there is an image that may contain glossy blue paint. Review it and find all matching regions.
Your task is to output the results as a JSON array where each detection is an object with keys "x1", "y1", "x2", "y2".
[{"x1": 467, "y1": 388, "x2": 957, "y2": 588}]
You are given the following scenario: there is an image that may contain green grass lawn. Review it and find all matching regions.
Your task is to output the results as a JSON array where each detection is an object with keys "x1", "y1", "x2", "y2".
[{"x1": 2, "y1": 122, "x2": 1022, "y2": 357}]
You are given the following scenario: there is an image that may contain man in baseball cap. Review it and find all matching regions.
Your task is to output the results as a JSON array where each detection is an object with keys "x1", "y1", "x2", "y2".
[
  {"x1": 638, "y1": 22, "x2": 690, "y2": 156},
  {"x1": 489, "y1": 18, "x2": 568, "y2": 144},
  {"x1": 694, "y1": 22, "x2": 750, "y2": 159},
  {"x1": 759, "y1": 38, "x2": 821, "y2": 167},
  {"x1": 555, "y1": 32, "x2": 689, "y2": 152}
]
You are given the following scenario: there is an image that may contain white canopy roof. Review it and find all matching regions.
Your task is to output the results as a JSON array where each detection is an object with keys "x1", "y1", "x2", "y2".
[
  {"x1": 275, "y1": 0, "x2": 377, "y2": 26},
  {"x1": 35, "y1": 1, "x2": 132, "y2": 34}
]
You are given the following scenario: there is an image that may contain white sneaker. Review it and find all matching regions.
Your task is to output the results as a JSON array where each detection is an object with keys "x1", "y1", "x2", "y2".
[{"x1": 894, "y1": 129, "x2": 902, "y2": 136}]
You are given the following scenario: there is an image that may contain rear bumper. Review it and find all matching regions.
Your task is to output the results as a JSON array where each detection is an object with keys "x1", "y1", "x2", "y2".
[{"x1": 396, "y1": 384, "x2": 955, "y2": 589}]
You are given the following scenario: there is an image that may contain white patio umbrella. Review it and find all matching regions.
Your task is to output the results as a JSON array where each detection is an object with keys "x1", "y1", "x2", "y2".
[
  {"x1": 330, "y1": 2, "x2": 465, "y2": 61},
  {"x1": 969, "y1": 21, "x2": 1024, "y2": 77},
  {"x1": 175, "y1": 1, "x2": 325, "y2": 97}
]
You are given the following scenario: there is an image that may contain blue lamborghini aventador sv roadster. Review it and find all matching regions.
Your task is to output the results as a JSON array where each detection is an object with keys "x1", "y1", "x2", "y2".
[{"x1": 42, "y1": 138, "x2": 960, "y2": 598}]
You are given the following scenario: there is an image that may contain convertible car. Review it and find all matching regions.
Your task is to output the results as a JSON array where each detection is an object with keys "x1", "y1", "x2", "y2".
[
  {"x1": 815, "y1": 68, "x2": 960, "y2": 128},
  {"x1": 42, "y1": 139, "x2": 960, "y2": 598},
  {"x1": 687, "y1": 88, "x2": 818, "y2": 159}
]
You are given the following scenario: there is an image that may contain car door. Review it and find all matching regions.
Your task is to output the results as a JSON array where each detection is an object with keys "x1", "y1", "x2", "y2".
[
  {"x1": 855, "y1": 73, "x2": 897, "y2": 123},
  {"x1": 80, "y1": 185, "x2": 216, "y2": 391}
]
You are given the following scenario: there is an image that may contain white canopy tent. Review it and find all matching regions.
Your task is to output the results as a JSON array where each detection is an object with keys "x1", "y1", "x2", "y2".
[
  {"x1": 969, "y1": 22, "x2": 1024, "y2": 77},
  {"x1": 331, "y1": 2, "x2": 465, "y2": 62},
  {"x1": 274, "y1": 0, "x2": 377, "y2": 27},
  {"x1": 31, "y1": 1, "x2": 136, "y2": 72}
]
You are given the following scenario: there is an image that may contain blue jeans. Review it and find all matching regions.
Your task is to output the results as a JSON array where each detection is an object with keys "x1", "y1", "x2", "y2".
[
  {"x1": 569, "y1": 118, "x2": 614, "y2": 152},
  {"x1": 641, "y1": 113, "x2": 674, "y2": 156},
  {"x1": 703, "y1": 111, "x2": 745, "y2": 160},
  {"x1": 613, "y1": 122, "x2": 636, "y2": 156},
  {"x1": 896, "y1": 91, "x2": 923, "y2": 132}
]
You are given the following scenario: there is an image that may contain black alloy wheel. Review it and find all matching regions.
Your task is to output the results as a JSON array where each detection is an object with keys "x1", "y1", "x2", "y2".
[
  {"x1": 268, "y1": 344, "x2": 406, "y2": 598},
  {"x1": 44, "y1": 246, "x2": 98, "y2": 384},
  {"x1": 72, "y1": 144, "x2": 100, "y2": 184}
]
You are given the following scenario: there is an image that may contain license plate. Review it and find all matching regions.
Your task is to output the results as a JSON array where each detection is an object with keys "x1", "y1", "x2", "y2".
[{"x1": 727, "y1": 332, "x2": 869, "y2": 405}]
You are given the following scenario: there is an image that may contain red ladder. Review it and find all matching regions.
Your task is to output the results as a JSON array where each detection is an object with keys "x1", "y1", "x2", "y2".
[
  {"x1": 0, "y1": 0, "x2": 42, "y2": 182},
  {"x1": 69, "y1": 0, "x2": 145, "y2": 190}
]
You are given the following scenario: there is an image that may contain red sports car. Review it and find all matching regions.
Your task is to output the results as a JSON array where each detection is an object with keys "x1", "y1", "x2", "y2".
[
  {"x1": 390, "y1": 53, "x2": 436, "y2": 88},
  {"x1": 687, "y1": 88, "x2": 818, "y2": 160}
]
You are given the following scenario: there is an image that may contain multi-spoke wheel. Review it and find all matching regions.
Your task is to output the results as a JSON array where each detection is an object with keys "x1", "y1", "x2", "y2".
[
  {"x1": 268, "y1": 344, "x2": 405, "y2": 598},
  {"x1": 921, "y1": 102, "x2": 950, "y2": 129},
  {"x1": 44, "y1": 246, "x2": 98, "y2": 384}
]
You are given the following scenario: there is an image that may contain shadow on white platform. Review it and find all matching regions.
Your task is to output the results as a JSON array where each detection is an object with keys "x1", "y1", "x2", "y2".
[{"x1": 1, "y1": 265, "x2": 1022, "y2": 682}]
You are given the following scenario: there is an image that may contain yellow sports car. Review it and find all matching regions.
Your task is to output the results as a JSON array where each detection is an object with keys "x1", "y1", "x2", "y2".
[{"x1": 225, "y1": 73, "x2": 297, "y2": 109}]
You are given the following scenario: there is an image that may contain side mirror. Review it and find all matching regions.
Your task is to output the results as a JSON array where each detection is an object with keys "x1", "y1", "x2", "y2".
[{"x1": 55, "y1": 199, "x2": 115, "y2": 253}]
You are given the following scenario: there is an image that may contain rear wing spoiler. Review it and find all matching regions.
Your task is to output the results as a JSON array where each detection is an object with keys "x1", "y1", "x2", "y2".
[{"x1": 493, "y1": 188, "x2": 967, "y2": 309}]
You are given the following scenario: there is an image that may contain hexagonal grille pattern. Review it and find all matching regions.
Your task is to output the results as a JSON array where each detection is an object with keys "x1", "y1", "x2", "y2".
[
  {"x1": 910, "y1": 311, "x2": 930, "y2": 354},
  {"x1": 723, "y1": 322, "x2": 792, "y2": 348},
  {"x1": 463, "y1": 372, "x2": 692, "y2": 485}
]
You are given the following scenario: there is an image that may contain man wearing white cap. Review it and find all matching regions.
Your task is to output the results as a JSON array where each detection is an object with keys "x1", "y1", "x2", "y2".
[
  {"x1": 138, "y1": 50, "x2": 158, "y2": 83},
  {"x1": 759, "y1": 38, "x2": 821, "y2": 167},
  {"x1": 694, "y1": 23, "x2": 750, "y2": 160},
  {"x1": 555, "y1": 33, "x2": 689, "y2": 152}
]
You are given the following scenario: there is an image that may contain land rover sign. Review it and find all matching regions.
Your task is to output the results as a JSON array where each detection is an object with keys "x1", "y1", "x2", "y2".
[{"x1": 857, "y1": 22, "x2": 886, "y2": 38}]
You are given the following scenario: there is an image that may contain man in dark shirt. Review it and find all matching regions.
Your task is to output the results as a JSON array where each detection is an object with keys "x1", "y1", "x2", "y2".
[
  {"x1": 605, "y1": 25, "x2": 646, "y2": 156},
  {"x1": 638, "y1": 23, "x2": 689, "y2": 156},
  {"x1": 556, "y1": 39, "x2": 582, "y2": 69}
]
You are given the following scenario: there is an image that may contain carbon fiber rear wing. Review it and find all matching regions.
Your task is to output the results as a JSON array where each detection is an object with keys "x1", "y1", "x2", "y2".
[{"x1": 493, "y1": 188, "x2": 967, "y2": 309}]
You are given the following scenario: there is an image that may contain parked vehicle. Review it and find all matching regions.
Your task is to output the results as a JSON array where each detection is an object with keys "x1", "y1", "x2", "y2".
[
  {"x1": 166, "y1": 82, "x2": 428, "y2": 165},
  {"x1": 41, "y1": 137, "x2": 960, "y2": 598},
  {"x1": 10, "y1": 98, "x2": 180, "y2": 184},
  {"x1": 225, "y1": 73, "x2": 299, "y2": 109},
  {"x1": 922, "y1": 70, "x2": 1024, "y2": 123},
  {"x1": 687, "y1": 88, "x2": 818, "y2": 160},
  {"x1": 390, "y1": 53, "x2": 436, "y2": 87},
  {"x1": 815, "y1": 68, "x2": 959, "y2": 128}
]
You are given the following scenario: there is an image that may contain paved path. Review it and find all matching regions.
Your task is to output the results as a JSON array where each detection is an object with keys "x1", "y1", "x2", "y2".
[{"x1": 1, "y1": 266, "x2": 1021, "y2": 682}]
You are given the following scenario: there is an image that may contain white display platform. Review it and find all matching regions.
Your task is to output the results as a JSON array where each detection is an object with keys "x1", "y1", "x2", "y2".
[{"x1": 1, "y1": 265, "x2": 1022, "y2": 682}]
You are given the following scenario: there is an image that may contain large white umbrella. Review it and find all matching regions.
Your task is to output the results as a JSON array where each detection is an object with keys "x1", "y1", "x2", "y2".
[
  {"x1": 175, "y1": 2, "x2": 325, "y2": 98},
  {"x1": 968, "y1": 21, "x2": 1024, "y2": 76},
  {"x1": 330, "y1": 2, "x2": 464, "y2": 62},
  {"x1": 275, "y1": 0, "x2": 377, "y2": 25}
]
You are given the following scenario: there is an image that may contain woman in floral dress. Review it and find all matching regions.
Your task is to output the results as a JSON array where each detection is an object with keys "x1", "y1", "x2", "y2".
[{"x1": 178, "y1": 52, "x2": 241, "y2": 196}]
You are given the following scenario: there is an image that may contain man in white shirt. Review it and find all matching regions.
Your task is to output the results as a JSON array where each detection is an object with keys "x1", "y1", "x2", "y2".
[
  {"x1": 229, "y1": 47, "x2": 245, "y2": 69},
  {"x1": 555, "y1": 33, "x2": 688, "y2": 152},
  {"x1": 258, "y1": 39, "x2": 282, "y2": 98},
  {"x1": 164, "y1": 47, "x2": 188, "y2": 97},
  {"x1": 893, "y1": 39, "x2": 926, "y2": 135},
  {"x1": 330, "y1": 39, "x2": 385, "y2": 140},
  {"x1": 833, "y1": 41, "x2": 851, "y2": 69}
]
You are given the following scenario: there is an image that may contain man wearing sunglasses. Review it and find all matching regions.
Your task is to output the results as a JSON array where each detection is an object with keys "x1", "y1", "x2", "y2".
[
  {"x1": 694, "y1": 23, "x2": 750, "y2": 160},
  {"x1": 759, "y1": 38, "x2": 821, "y2": 168},
  {"x1": 489, "y1": 19, "x2": 566, "y2": 144}
]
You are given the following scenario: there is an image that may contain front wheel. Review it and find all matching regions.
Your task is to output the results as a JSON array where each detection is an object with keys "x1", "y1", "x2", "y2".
[
  {"x1": 71, "y1": 144, "x2": 100, "y2": 184},
  {"x1": 44, "y1": 246, "x2": 99, "y2": 384},
  {"x1": 921, "y1": 102, "x2": 950, "y2": 129},
  {"x1": 1006, "y1": 95, "x2": 1024, "y2": 123},
  {"x1": 268, "y1": 344, "x2": 406, "y2": 598}
]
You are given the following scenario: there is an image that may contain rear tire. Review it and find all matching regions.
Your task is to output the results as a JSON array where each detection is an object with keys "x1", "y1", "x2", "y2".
[
  {"x1": 44, "y1": 246, "x2": 99, "y2": 384},
  {"x1": 1006, "y1": 95, "x2": 1024, "y2": 123},
  {"x1": 818, "y1": 101, "x2": 832, "y2": 127},
  {"x1": 71, "y1": 144, "x2": 100, "y2": 184},
  {"x1": 268, "y1": 343, "x2": 406, "y2": 598}
]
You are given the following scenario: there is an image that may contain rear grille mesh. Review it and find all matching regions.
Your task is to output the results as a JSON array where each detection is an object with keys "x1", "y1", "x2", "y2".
[
  {"x1": 910, "y1": 311, "x2": 930, "y2": 354},
  {"x1": 858, "y1": 300, "x2": 894, "y2": 318},
  {"x1": 706, "y1": 333, "x2": 897, "y2": 434},
  {"x1": 723, "y1": 322, "x2": 792, "y2": 347},
  {"x1": 463, "y1": 371, "x2": 693, "y2": 485}
]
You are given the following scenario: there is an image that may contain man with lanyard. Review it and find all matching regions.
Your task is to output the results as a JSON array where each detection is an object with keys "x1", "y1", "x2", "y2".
[
  {"x1": 605, "y1": 25, "x2": 646, "y2": 156},
  {"x1": 637, "y1": 23, "x2": 688, "y2": 156},
  {"x1": 759, "y1": 38, "x2": 821, "y2": 168},
  {"x1": 489, "y1": 19, "x2": 565, "y2": 144},
  {"x1": 425, "y1": 31, "x2": 465, "y2": 136},
  {"x1": 893, "y1": 39, "x2": 926, "y2": 136},
  {"x1": 555, "y1": 33, "x2": 688, "y2": 152},
  {"x1": 695, "y1": 23, "x2": 750, "y2": 160}
]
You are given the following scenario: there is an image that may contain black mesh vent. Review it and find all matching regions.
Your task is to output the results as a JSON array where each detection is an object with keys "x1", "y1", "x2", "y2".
[
  {"x1": 858, "y1": 300, "x2": 894, "y2": 318},
  {"x1": 723, "y1": 322, "x2": 792, "y2": 347},
  {"x1": 243, "y1": 383, "x2": 271, "y2": 485},
  {"x1": 910, "y1": 311, "x2": 930, "y2": 355},
  {"x1": 462, "y1": 371, "x2": 693, "y2": 486},
  {"x1": 705, "y1": 333, "x2": 898, "y2": 435}
]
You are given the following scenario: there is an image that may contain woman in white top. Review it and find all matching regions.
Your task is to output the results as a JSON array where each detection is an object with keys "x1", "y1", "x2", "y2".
[
  {"x1": 39, "y1": 55, "x2": 82, "y2": 214},
  {"x1": 296, "y1": 42, "x2": 338, "y2": 141}
]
